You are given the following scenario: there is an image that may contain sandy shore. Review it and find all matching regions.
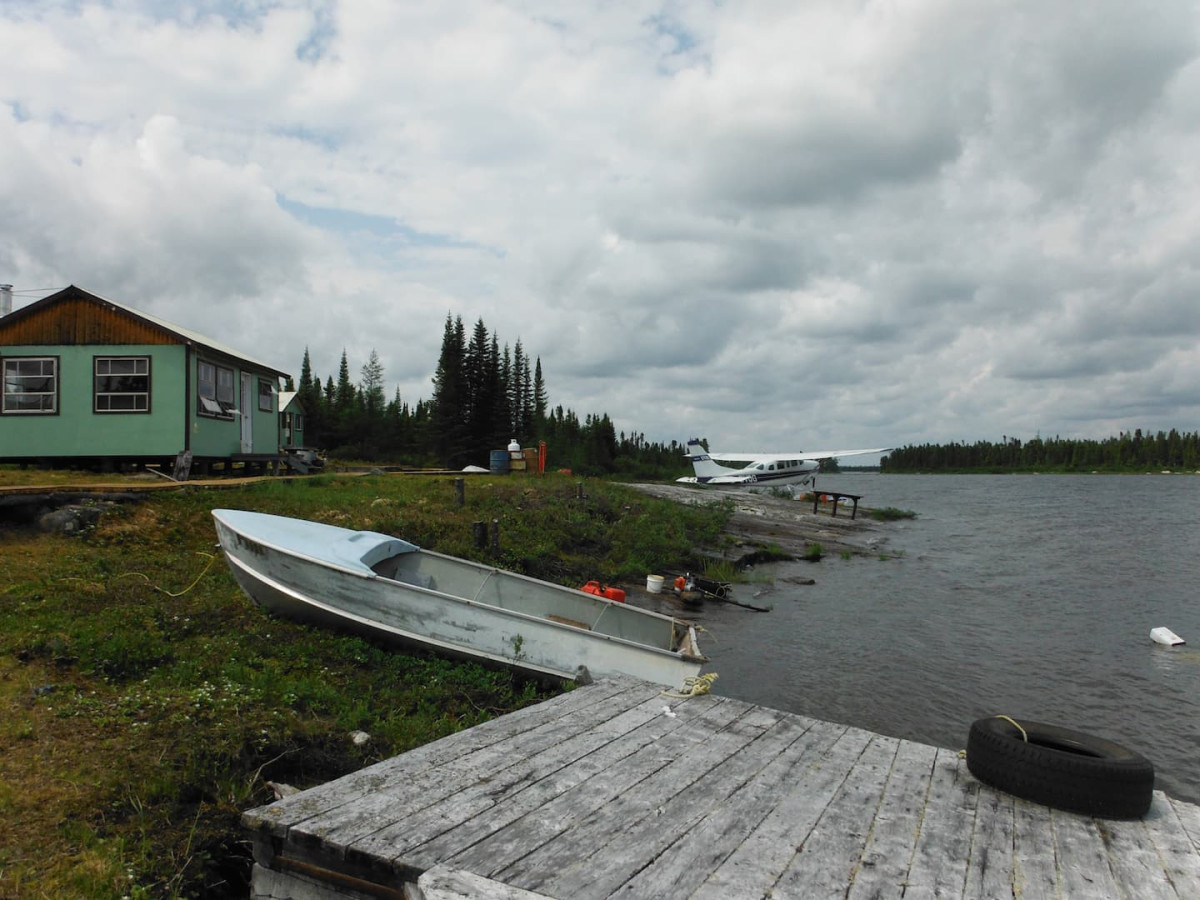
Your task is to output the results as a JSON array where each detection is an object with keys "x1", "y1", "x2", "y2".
[{"x1": 625, "y1": 481, "x2": 890, "y2": 562}]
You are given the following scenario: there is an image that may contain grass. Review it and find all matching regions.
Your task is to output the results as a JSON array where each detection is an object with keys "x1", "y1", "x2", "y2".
[
  {"x1": 0, "y1": 470, "x2": 729, "y2": 898},
  {"x1": 869, "y1": 507, "x2": 917, "y2": 521}
]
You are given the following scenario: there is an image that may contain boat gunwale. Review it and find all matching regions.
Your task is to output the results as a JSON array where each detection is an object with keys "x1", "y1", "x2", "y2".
[{"x1": 212, "y1": 510, "x2": 706, "y2": 664}]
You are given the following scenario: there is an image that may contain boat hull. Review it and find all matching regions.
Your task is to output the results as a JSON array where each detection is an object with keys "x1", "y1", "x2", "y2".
[{"x1": 212, "y1": 509, "x2": 704, "y2": 686}]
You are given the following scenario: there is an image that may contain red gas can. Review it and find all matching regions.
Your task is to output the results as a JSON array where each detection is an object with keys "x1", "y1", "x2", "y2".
[{"x1": 581, "y1": 580, "x2": 626, "y2": 603}]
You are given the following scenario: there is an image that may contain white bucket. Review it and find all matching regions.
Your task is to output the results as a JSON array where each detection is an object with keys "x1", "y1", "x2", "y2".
[{"x1": 646, "y1": 574, "x2": 664, "y2": 594}]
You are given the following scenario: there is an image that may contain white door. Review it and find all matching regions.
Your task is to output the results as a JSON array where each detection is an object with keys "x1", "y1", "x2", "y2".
[{"x1": 240, "y1": 373, "x2": 253, "y2": 453}]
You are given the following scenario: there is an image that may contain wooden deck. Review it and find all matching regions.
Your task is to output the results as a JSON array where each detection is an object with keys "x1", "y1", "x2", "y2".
[{"x1": 244, "y1": 678, "x2": 1200, "y2": 899}]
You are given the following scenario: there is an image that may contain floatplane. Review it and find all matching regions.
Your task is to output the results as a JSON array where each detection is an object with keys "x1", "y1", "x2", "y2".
[{"x1": 677, "y1": 438, "x2": 891, "y2": 491}]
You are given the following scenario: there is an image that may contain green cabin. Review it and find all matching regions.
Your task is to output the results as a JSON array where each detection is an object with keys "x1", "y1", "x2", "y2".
[{"x1": 0, "y1": 285, "x2": 290, "y2": 473}]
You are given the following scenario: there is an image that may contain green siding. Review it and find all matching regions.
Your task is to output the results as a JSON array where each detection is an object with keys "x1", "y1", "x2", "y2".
[
  {"x1": 188, "y1": 356, "x2": 280, "y2": 457},
  {"x1": 1, "y1": 344, "x2": 282, "y2": 459},
  {"x1": 0, "y1": 344, "x2": 187, "y2": 457}
]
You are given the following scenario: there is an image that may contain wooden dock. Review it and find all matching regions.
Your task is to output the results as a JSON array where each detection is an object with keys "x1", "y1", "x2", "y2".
[{"x1": 244, "y1": 678, "x2": 1200, "y2": 899}]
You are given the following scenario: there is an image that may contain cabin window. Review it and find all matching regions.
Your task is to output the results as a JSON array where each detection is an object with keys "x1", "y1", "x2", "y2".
[
  {"x1": 94, "y1": 356, "x2": 150, "y2": 413},
  {"x1": 258, "y1": 379, "x2": 274, "y2": 412},
  {"x1": 2, "y1": 356, "x2": 58, "y2": 414},
  {"x1": 198, "y1": 360, "x2": 236, "y2": 418}
]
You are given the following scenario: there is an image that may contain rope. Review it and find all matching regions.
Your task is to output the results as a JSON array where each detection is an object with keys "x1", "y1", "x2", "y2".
[
  {"x1": 994, "y1": 714, "x2": 1029, "y2": 742},
  {"x1": 661, "y1": 672, "x2": 719, "y2": 699},
  {"x1": 113, "y1": 552, "x2": 219, "y2": 598}
]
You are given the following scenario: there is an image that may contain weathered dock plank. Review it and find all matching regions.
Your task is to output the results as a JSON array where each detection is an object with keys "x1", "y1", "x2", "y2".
[
  {"x1": 611, "y1": 716, "x2": 840, "y2": 898},
  {"x1": 1149, "y1": 796, "x2": 1200, "y2": 897},
  {"x1": 897, "y1": 750, "x2": 979, "y2": 898},
  {"x1": 244, "y1": 679, "x2": 1200, "y2": 899},
  {"x1": 961, "y1": 776, "x2": 1015, "y2": 900},
  {"x1": 1050, "y1": 807, "x2": 1122, "y2": 898}
]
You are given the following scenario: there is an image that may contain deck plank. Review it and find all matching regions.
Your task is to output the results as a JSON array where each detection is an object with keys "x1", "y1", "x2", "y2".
[
  {"x1": 434, "y1": 694, "x2": 750, "y2": 878},
  {"x1": 1168, "y1": 793, "x2": 1200, "y2": 851},
  {"x1": 1099, "y1": 815, "x2": 1183, "y2": 899},
  {"x1": 290, "y1": 681, "x2": 660, "y2": 858},
  {"x1": 539, "y1": 706, "x2": 811, "y2": 898},
  {"x1": 1150, "y1": 795, "x2": 1200, "y2": 897},
  {"x1": 243, "y1": 679, "x2": 1200, "y2": 900},
  {"x1": 381, "y1": 694, "x2": 743, "y2": 870},
  {"x1": 495, "y1": 704, "x2": 784, "y2": 895},
  {"x1": 844, "y1": 738, "x2": 939, "y2": 900},
  {"x1": 962, "y1": 781, "x2": 1016, "y2": 900},
  {"x1": 688, "y1": 725, "x2": 873, "y2": 900},
  {"x1": 349, "y1": 691, "x2": 704, "y2": 865},
  {"x1": 612, "y1": 717, "x2": 848, "y2": 899},
  {"x1": 244, "y1": 677, "x2": 638, "y2": 842},
  {"x1": 767, "y1": 733, "x2": 901, "y2": 899},
  {"x1": 1049, "y1": 809, "x2": 1122, "y2": 899},
  {"x1": 897, "y1": 750, "x2": 980, "y2": 899}
]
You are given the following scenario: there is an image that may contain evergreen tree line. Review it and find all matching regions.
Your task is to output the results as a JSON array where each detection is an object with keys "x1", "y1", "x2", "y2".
[
  {"x1": 883, "y1": 429, "x2": 1200, "y2": 473},
  {"x1": 291, "y1": 314, "x2": 690, "y2": 477}
]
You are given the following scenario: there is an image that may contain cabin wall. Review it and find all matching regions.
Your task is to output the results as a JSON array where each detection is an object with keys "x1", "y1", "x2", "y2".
[
  {"x1": 0, "y1": 343, "x2": 187, "y2": 458},
  {"x1": 189, "y1": 352, "x2": 280, "y2": 458}
]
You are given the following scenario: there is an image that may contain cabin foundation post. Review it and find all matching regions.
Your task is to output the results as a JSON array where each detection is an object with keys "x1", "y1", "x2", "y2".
[
  {"x1": 454, "y1": 477, "x2": 465, "y2": 506},
  {"x1": 490, "y1": 518, "x2": 500, "y2": 555},
  {"x1": 471, "y1": 521, "x2": 487, "y2": 549}
]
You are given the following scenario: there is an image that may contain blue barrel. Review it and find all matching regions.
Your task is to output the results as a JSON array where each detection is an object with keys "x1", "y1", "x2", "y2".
[{"x1": 489, "y1": 450, "x2": 510, "y2": 474}]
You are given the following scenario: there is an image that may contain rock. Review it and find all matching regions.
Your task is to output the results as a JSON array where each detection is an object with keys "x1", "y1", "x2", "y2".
[
  {"x1": 349, "y1": 730, "x2": 371, "y2": 746},
  {"x1": 266, "y1": 781, "x2": 301, "y2": 799},
  {"x1": 37, "y1": 502, "x2": 116, "y2": 535}
]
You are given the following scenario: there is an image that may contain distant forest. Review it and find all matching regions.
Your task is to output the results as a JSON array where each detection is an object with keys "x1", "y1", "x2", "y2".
[
  {"x1": 882, "y1": 430, "x2": 1200, "y2": 473},
  {"x1": 291, "y1": 314, "x2": 686, "y2": 477}
]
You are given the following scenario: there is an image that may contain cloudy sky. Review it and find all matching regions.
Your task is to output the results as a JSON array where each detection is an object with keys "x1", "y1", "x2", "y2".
[{"x1": 3, "y1": 0, "x2": 1200, "y2": 458}]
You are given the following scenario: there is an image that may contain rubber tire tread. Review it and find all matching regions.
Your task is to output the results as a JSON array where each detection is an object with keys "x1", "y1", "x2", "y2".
[{"x1": 966, "y1": 717, "x2": 1154, "y2": 819}]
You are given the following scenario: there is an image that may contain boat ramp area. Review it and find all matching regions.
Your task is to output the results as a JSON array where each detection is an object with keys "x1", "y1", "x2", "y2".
[{"x1": 244, "y1": 677, "x2": 1200, "y2": 899}]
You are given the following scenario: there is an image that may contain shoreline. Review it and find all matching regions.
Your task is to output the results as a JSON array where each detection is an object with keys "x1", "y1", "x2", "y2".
[{"x1": 625, "y1": 482, "x2": 890, "y2": 561}]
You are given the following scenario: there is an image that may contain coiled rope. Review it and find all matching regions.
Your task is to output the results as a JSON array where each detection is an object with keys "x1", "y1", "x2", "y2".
[{"x1": 661, "y1": 672, "x2": 719, "y2": 699}]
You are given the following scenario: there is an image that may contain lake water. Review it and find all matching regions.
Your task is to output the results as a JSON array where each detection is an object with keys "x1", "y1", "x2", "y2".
[{"x1": 687, "y1": 474, "x2": 1200, "y2": 806}]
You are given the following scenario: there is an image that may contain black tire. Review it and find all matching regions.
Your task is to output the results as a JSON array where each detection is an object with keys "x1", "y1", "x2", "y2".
[{"x1": 966, "y1": 716, "x2": 1155, "y2": 819}]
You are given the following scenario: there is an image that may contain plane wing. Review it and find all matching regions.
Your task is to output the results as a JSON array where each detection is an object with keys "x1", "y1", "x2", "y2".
[
  {"x1": 709, "y1": 448, "x2": 892, "y2": 462},
  {"x1": 675, "y1": 474, "x2": 760, "y2": 485}
]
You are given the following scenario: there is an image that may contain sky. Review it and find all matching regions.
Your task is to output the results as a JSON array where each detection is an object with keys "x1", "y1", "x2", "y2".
[{"x1": 3, "y1": 0, "x2": 1200, "y2": 460}]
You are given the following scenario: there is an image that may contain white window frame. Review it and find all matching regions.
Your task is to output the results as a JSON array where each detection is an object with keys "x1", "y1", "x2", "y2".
[
  {"x1": 94, "y1": 356, "x2": 151, "y2": 414},
  {"x1": 2, "y1": 356, "x2": 59, "y2": 415}
]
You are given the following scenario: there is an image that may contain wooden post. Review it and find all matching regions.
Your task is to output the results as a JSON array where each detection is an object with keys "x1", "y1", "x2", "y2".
[
  {"x1": 490, "y1": 519, "x2": 500, "y2": 555},
  {"x1": 454, "y1": 477, "x2": 465, "y2": 506},
  {"x1": 472, "y1": 521, "x2": 487, "y2": 549},
  {"x1": 576, "y1": 481, "x2": 584, "y2": 500}
]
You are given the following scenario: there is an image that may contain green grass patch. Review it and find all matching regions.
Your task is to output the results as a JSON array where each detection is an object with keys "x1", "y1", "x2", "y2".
[{"x1": 0, "y1": 471, "x2": 730, "y2": 897}]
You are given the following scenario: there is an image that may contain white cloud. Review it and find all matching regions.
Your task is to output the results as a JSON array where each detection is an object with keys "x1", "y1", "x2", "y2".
[{"x1": 2, "y1": 0, "x2": 1200, "y2": 454}]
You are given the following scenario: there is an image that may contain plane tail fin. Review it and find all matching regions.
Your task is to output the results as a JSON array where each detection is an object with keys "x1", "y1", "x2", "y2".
[{"x1": 684, "y1": 438, "x2": 734, "y2": 480}]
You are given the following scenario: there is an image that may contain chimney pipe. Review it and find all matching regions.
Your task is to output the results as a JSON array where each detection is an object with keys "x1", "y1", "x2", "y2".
[{"x1": 0, "y1": 285, "x2": 12, "y2": 317}]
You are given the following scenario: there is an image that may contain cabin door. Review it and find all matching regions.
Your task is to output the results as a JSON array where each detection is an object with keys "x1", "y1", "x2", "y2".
[{"x1": 240, "y1": 373, "x2": 253, "y2": 453}]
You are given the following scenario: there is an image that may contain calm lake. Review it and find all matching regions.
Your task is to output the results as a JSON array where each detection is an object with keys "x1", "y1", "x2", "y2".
[{"x1": 688, "y1": 473, "x2": 1200, "y2": 806}]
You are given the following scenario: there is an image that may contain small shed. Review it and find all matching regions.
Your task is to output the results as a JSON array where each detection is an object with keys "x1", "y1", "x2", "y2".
[
  {"x1": 277, "y1": 390, "x2": 305, "y2": 450},
  {"x1": 0, "y1": 285, "x2": 290, "y2": 474}
]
